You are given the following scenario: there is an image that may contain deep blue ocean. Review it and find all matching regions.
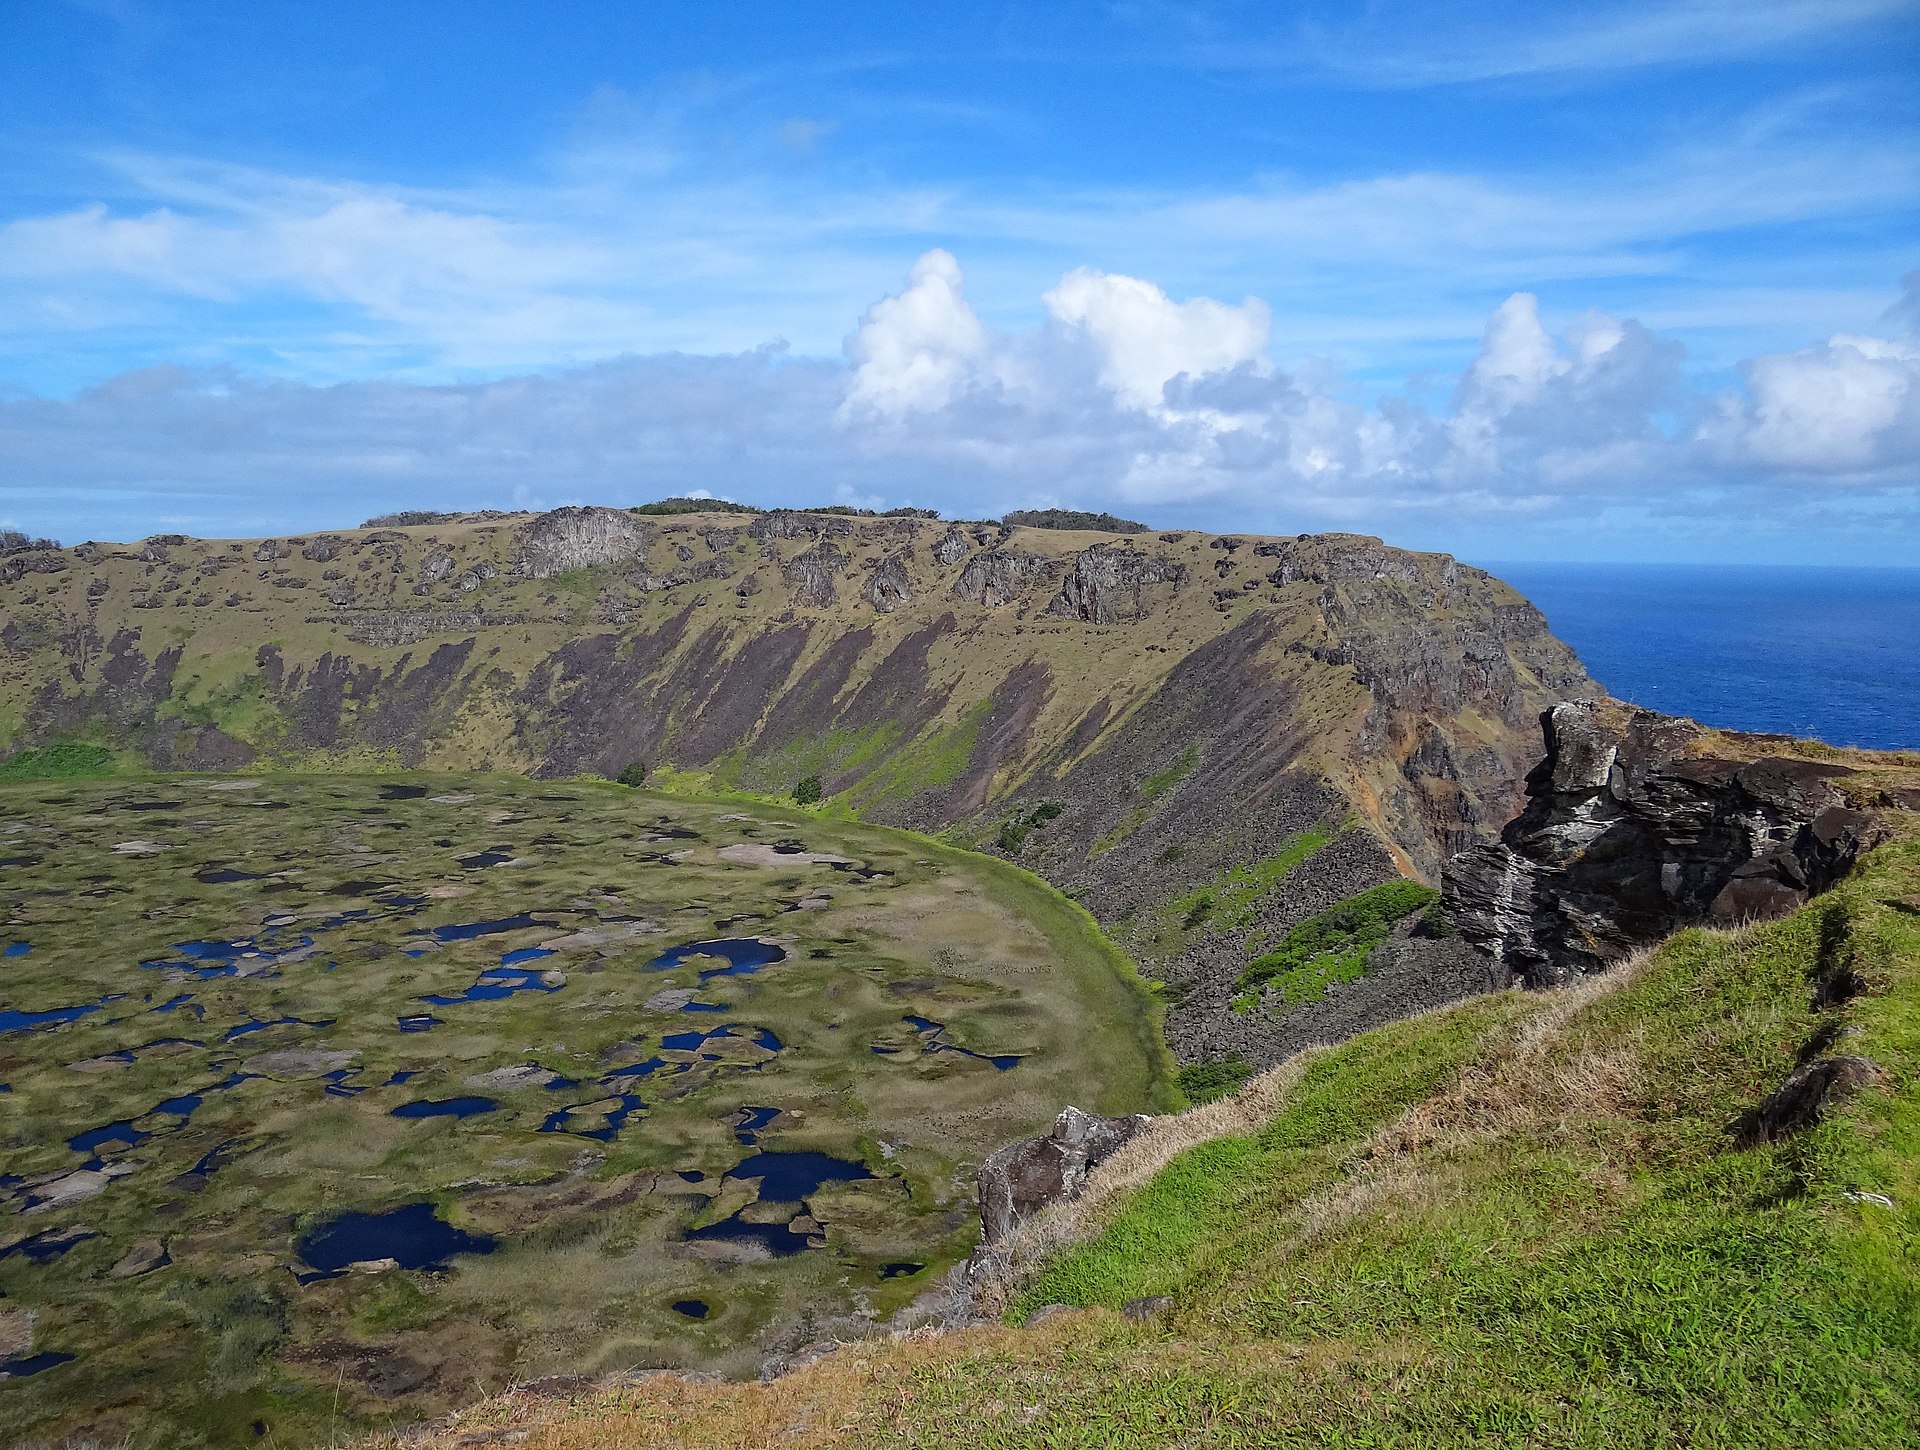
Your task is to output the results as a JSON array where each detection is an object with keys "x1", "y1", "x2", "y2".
[{"x1": 1486, "y1": 564, "x2": 1920, "y2": 752}]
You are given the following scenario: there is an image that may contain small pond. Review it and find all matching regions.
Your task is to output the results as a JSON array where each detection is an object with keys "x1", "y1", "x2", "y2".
[{"x1": 296, "y1": 1202, "x2": 495, "y2": 1277}]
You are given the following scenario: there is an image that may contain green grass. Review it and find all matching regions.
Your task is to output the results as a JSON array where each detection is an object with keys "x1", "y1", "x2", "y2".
[
  {"x1": 348, "y1": 836, "x2": 1920, "y2": 1450},
  {"x1": 0, "y1": 739, "x2": 124, "y2": 778},
  {"x1": 1128, "y1": 826, "x2": 1337, "y2": 964},
  {"x1": 1237, "y1": 879, "x2": 1439, "y2": 1004},
  {"x1": 1141, "y1": 745, "x2": 1198, "y2": 801},
  {"x1": 1173, "y1": 1053, "x2": 1255, "y2": 1105},
  {"x1": 1089, "y1": 747, "x2": 1202, "y2": 856},
  {"x1": 849, "y1": 699, "x2": 993, "y2": 810},
  {"x1": 946, "y1": 832, "x2": 1920, "y2": 1447}
]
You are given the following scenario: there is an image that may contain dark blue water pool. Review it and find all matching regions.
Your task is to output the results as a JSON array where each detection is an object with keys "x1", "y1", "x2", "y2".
[
  {"x1": 420, "y1": 963, "x2": 560, "y2": 1005},
  {"x1": 427, "y1": 914, "x2": 550, "y2": 942},
  {"x1": 0, "y1": 1001, "x2": 102, "y2": 1034},
  {"x1": 875, "y1": 1015, "x2": 1023, "y2": 1071},
  {"x1": 0, "y1": 1351, "x2": 75, "y2": 1378},
  {"x1": 296, "y1": 1202, "x2": 495, "y2": 1277},
  {"x1": 726, "y1": 1150, "x2": 873, "y2": 1202},
  {"x1": 645, "y1": 937, "x2": 788, "y2": 981},
  {"x1": 391, "y1": 1097, "x2": 498, "y2": 1120},
  {"x1": 539, "y1": 1093, "x2": 645, "y2": 1141}
]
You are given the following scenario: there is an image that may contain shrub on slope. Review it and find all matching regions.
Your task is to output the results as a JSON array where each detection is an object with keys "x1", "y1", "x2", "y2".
[{"x1": 376, "y1": 828, "x2": 1920, "y2": 1450}]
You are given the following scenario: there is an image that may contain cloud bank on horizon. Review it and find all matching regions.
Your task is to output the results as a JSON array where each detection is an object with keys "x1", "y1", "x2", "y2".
[{"x1": 0, "y1": 0, "x2": 1915, "y2": 561}]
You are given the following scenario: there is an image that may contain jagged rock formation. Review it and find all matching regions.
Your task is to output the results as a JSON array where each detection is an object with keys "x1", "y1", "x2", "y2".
[
  {"x1": 1044, "y1": 544, "x2": 1182, "y2": 624},
  {"x1": 512, "y1": 505, "x2": 649, "y2": 577},
  {"x1": 1447, "y1": 700, "x2": 1881, "y2": 986},
  {"x1": 953, "y1": 548, "x2": 1059, "y2": 607},
  {"x1": 931, "y1": 526, "x2": 971, "y2": 566},
  {"x1": 783, "y1": 544, "x2": 847, "y2": 608},
  {"x1": 865, "y1": 554, "x2": 913, "y2": 614},
  {"x1": 977, "y1": 1106, "x2": 1149, "y2": 1245}
]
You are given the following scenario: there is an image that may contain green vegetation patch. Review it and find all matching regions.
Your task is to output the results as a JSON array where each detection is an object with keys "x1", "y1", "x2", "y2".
[
  {"x1": 1174, "y1": 1052, "x2": 1254, "y2": 1105},
  {"x1": 1237, "y1": 879, "x2": 1438, "y2": 1004},
  {"x1": 0, "y1": 740, "x2": 122, "y2": 779},
  {"x1": 1140, "y1": 744, "x2": 1198, "y2": 801},
  {"x1": 997, "y1": 802, "x2": 1062, "y2": 856},
  {"x1": 1129, "y1": 826, "x2": 1336, "y2": 963},
  {"x1": 850, "y1": 698, "x2": 992, "y2": 810}
]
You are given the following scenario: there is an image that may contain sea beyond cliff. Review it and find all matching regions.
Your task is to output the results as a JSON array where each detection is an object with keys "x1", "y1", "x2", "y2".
[{"x1": 1490, "y1": 562, "x2": 1920, "y2": 751}]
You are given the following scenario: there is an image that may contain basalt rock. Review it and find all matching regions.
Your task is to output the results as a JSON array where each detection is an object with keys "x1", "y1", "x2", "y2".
[
  {"x1": 1044, "y1": 544, "x2": 1183, "y2": 624},
  {"x1": 753, "y1": 510, "x2": 854, "y2": 542},
  {"x1": 1446, "y1": 700, "x2": 1881, "y2": 986},
  {"x1": 302, "y1": 535, "x2": 344, "y2": 563},
  {"x1": 864, "y1": 554, "x2": 913, "y2": 613},
  {"x1": 978, "y1": 1105, "x2": 1149, "y2": 1245},
  {"x1": 1740, "y1": 1055, "x2": 1887, "y2": 1146},
  {"x1": 512, "y1": 506, "x2": 650, "y2": 578},
  {"x1": 931, "y1": 527, "x2": 971, "y2": 566},
  {"x1": 953, "y1": 549, "x2": 1058, "y2": 608},
  {"x1": 783, "y1": 544, "x2": 848, "y2": 609}
]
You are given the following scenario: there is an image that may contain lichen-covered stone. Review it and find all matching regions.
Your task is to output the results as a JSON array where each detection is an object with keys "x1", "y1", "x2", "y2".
[
  {"x1": 783, "y1": 544, "x2": 847, "y2": 608},
  {"x1": 952, "y1": 549, "x2": 1057, "y2": 607},
  {"x1": 865, "y1": 554, "x2": 913, "y2": 613},
  {"x1": 1044, "y1": 544, "x2": 1183, "y2": 624},
  {"x1": 512, "y1": 507, "x2": 650, "y2": 578},
  {"x1": 977, "y1": 1105, "x2": 1149, "y2": 1244}
]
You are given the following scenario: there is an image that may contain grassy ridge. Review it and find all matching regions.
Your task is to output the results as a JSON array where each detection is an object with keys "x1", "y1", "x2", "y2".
[{"x1": 396, "y1": 828, "x2": 1920, "y2": 1448}]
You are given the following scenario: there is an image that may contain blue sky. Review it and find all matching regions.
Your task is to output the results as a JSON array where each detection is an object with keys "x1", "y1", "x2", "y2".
[{"x1": 1, "y1": 0, "x2": 1917, "y2": 561}]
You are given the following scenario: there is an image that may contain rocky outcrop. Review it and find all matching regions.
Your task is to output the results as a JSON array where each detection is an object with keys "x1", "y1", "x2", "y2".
[
  {"x1": 977, "y1": 1106, "x2": 1149, "y2": 1245},
  {"x1": 1044, "y1": 544, "x2": 1183, "y2": 624},
  {"x1": 783, "y1": 544, "x2": 848, "y2": 608},
  {"x1": 952, "y1": 549, "x2": 1057, "y2": 608},
  {"x1": 1447, "y1": 700, "x2": 1880, "y2": 986},
  {"x1": 931, "y1": 527, "x2": 971, "y2": 566},
  {"x1": 301, "y1": 535, "x2": 343, "y2": 563},
  {"x1": 753, "y1": 510, "x2": 854, "y2": 542},
  {"x1": 865, "y1": 554, "x2": 913, "y2": 613},
  {"x1": 512, "y1": 507, "x2": 649, "y2": 578},
  {"x1": 1739, "y1": 1055, "x2": 1887, "y2": 1145}
]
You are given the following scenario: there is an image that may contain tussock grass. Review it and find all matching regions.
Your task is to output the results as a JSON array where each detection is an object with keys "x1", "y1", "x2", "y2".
[{"x1": 383, "y1": 828, "x2": 1920, "y2": 1449}]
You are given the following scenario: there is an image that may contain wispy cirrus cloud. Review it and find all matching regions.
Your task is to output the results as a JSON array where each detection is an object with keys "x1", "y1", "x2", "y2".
[
  {"x1": 1, "y1": 98, "x2": 1912, "y2": 392},
  {"x1": 1129, "y1": 0, "x2": 1920, "y2": 85}
]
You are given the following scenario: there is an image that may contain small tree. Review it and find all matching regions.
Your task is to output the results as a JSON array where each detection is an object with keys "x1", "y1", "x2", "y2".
[
  {"x1": 792, "y1": 775, "x2": 823, "y2": 806},
  {"x1": 616, "y1": 761, "x2": 647, "y2": 788}
]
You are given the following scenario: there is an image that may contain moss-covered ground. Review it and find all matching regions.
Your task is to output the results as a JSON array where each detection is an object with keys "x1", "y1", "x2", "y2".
[
  {"x1": 0, "y1": 773, "x2": 1167, "y2": 1447},
  {"x1": 392, "y1": 826, "x2": 1920, "y2": 1448}
]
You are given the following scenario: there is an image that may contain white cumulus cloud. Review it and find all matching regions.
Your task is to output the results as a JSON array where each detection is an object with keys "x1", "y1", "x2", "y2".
[{"x1": 1041, "y1": 268, "x2": 1271, "y2": 411}]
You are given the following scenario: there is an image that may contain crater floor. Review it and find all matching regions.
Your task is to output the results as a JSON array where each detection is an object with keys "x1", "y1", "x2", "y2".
[{"x1": 0, "y1": 773, "x2": 1164, "y2": 1446}]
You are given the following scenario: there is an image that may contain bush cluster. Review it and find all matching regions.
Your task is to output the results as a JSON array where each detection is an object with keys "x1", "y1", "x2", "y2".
[
  {"x1": 1238, "y1": 880, "x2": 1439, "y2": 999},
  {"x1": 1175, "y1": 1053, "x2": 1255, "y2": 1104},
  {"x1": 997, "y1": 801, "x2": 1064, "y2": 855},
  {"x1": 1003, "y1": 508, "x2": 1148, "y2": 534}
]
